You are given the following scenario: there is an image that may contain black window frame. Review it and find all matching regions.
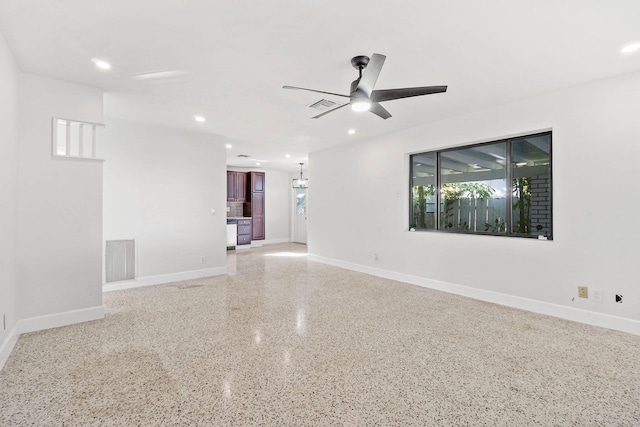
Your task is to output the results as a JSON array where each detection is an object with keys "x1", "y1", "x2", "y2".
[{"x1": 410, "y1": 131, "x2": 553, "y2": 240}]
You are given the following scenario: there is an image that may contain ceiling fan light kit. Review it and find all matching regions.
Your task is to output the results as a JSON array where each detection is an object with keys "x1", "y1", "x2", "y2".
[
  {"x1": 284, "y1": 53, "x2": 447, "y2": 119},
  {"x1": 351, "y1": 98, "x2": 371, "y2": 112}
]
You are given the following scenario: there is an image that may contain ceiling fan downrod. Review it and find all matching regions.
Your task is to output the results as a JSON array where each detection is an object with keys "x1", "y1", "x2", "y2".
[{"x1": 350, "y1": 55, "x2": 370, "y2": 79}]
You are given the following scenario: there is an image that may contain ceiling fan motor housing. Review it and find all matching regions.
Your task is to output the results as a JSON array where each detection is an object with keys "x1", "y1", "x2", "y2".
[
  {"x1": 350, "y1": 56, "x2": 372, "y2": 109},
  {"x1": 350, "y1": 79, "x2": 367, "y2": 97},
  {"x1": 349, "y1": 80, "x2": 370, "y2": 111}
]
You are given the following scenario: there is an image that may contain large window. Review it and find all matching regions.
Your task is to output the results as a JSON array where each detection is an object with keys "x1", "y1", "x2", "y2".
[{"x1": 410, "y1": 131, "x2": 552, "y2": 239}]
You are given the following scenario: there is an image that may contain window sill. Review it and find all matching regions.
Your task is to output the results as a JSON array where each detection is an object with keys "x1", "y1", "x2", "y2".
[
  {"x1": 407, "y1": 228, "x2": 553, "y2": 241},
  {"x1": 51, "y1": 155, "x2": 105, "y2": 163}
]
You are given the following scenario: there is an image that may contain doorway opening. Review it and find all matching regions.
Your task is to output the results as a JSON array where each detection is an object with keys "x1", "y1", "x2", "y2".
[{"x1": 293, "y1": 188, "x2": 307, "y2": 244}]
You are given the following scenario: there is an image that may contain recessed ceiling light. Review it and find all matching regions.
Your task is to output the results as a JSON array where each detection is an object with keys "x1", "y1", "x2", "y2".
[
  {"x1": 256, "y1": 162, "x2": 261, "y2": 166},
  {"x1": 92, "y1": 59, "x2": 111, "y2": 70},
  {"x1": 285, "y1": 154, "x2": 291, "y2": 158},
  {"x1": 621, "y1": 42, "x2": 640, "y2": 55},
  {"x1": 194, "y1": 115, "x2": 206, "y2": 122},
  {"x1": 225, "y1": 144, "x2": 232, "y2": 149},
  {"x1": 348, "y1": 129, "x2": 356, "y2": 135}
]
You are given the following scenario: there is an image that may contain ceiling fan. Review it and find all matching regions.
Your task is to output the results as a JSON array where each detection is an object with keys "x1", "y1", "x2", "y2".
[{"x1": 283, "y1": 53, "x2": 447, "y2": 119}]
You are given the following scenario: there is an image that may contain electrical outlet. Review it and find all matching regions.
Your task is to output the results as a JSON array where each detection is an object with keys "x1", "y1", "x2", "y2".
[
  {"x1": 578, "y1": 286, "x2": 588, "y2": 298},
  {"x1": 592, "y1": 289, "x2": 603, "y2": 302},
  {"x1": 372, "y1": 253, "x2": 379, "y2": 261},
  {"x1": 200, "y1": 256, "x2": 205, "y2": 264}
]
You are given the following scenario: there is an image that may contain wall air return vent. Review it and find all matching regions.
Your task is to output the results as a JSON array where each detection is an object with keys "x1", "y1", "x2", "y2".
[{"x1": 105, "y1": 240, "x2": 135, "y2": 283}]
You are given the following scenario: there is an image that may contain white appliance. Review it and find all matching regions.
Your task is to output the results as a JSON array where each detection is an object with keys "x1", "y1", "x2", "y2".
[{"x1": 226, "y1": 222, "x2": 237, "y2": 249}]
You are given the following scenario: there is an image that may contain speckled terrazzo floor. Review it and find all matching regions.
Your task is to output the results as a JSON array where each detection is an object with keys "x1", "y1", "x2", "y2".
[{"x1": 1, "y1": 243, "x2": 640, "y2": 426}]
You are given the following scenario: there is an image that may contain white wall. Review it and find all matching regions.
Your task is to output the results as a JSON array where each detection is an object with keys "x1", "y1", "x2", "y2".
[
  {"x1": 263, "y1": 169, "x2": 291, "y2": 244},
  {"x1": 102, "y1": 118, "x2": 227, "y2": 288},
  {"x1": 17, "y1": 74, "x2": 105, "y2": 321},
  {"x1": 227, "y1": 167, "x2": 291, "y2": 244},
  {"x1": 0, "y1": 30, "x2": 19, "y2": 355},
  {"x1": 309, "y1": 70, "x2": 640, "y2": 334}
]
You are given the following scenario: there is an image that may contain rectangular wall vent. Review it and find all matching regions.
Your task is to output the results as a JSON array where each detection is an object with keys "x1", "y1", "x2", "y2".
[
  {"x1": 105, "y1": 240, "x2": 135, "y2": 283},
  {"x1": 309, "y1": 99, "x2": 338, "y2": 111}
]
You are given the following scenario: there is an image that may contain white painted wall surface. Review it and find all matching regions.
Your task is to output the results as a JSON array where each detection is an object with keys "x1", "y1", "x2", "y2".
[
  {"x1": 17, "y1": 74, "x2": 104, "y2": 320},
  {"x1": 227, "y1": 167, "x2": 291, "y2": 244},
  {"x1": 309, "y1": 70, "x2": 640, "y2": 333},
  {"x1": 102, "y1": 119, "x2": 227, "y2": 284},
  {"x1": 0, "y1": 30, "x2": 19, "y2": 354},
  {"x1": 264, "y1": 169, "x2": 291, "y2": 244}
]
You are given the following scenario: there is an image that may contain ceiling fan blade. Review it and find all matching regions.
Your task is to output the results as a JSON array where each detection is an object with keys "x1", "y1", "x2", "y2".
[
  {"x1": 356, "y1": 53, "x2": 386, "y2": 97},
  {"x1": 369, "y1": 102, "x2": 392, "y2": 119},
  {"x1": 283, "y1": 85, "x2": 350, "y2": 99},
  {"x1": 311, "y1": 102, "x2": 349, "y2": 119},
  {"x1": 371, "y1": 85, "x2": 447, "y2": 103}
]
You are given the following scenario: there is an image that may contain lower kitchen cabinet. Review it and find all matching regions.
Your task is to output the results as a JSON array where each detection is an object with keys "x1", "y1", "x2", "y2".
[{"x1": 237, "y1": 219, "x2": 252, "y2": 245}]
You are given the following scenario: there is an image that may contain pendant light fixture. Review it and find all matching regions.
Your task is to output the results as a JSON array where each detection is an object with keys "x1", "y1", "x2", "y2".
[{"x1": 292, "y1": 162, "x2": 309, "y2": 189}]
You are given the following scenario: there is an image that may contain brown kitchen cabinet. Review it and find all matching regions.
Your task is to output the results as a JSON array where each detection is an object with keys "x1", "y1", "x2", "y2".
[
  {"x1": 249, "y1": 171, "x2": 265, "y2": 192},
  {"x1": 250, "y1": 193, "x2": 265, "y2": 240},
  {"x1": 237, "y1": 218, "x2": 252, "y2": 245},
  {"x1": 244, "y1": 172, "x2": 265, "y2": 240},
  {"x1": 227, "y1": 171, "x2": 246, "y2": 202}
]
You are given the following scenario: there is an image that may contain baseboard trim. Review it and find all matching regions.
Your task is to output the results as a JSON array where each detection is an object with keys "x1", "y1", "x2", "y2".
[
  {"x1": 0, "y1": 326, "x2": 20, "y2": 371},
  {"x1": 103, "y1": 266, "x2": 227, "y2": 292},
  {"x1": 17, "y1": 305, "x2": 105, "y2": 335},
  {"x1": 248, "y1": 238, "x2": 289, "y2": 248},
  {"x1": 1, "y1": 305, "x2": 104, "y2": 371},
  {"x1": 308, "y1": 254, "x2": 640, "y2": 336},
  {"x1": 264, "y1": 238, "x2": 290, "y2": 245}
]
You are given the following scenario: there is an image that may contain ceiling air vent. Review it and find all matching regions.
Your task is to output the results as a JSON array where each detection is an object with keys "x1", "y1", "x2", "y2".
[
  {"x1": 237, "y1": 154, "x2": 251, "y2": 158},
  {"x1": 309, "y1": 99, "x2": 339, "y2": 111}
]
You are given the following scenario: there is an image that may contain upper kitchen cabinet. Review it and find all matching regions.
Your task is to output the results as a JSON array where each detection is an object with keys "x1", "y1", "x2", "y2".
[
  {"x1": 247, "y1": 171, "x2": 265, "y2": 193},
  {"x1": 227, "y1": 171, "x2": 246, "y2": 202}
]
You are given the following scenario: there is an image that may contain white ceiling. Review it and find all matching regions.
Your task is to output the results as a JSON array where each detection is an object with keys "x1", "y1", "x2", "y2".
[{"x1": 1, "y1": 0, "x2": 639, "y2": 172}]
